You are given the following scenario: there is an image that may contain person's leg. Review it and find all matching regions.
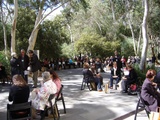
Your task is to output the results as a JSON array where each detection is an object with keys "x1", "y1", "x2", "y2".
[
  {"x1": 110, "y1": 76, "x2": 113, "y2": 88},
  {"x1": 32, "y1": 71, "x2": 38, "y2": 87}
]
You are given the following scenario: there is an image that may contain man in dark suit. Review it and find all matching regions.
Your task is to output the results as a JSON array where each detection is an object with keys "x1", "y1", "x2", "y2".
[
  {"x1": 113, "y1": 50, "x2": 122, "y2": 69},
  {"x1": 28, "y1": 50, "x2": 40, "y2": 88},
  {"x1": 18, "y1": 49, "x2": 29, "y2": 82}
]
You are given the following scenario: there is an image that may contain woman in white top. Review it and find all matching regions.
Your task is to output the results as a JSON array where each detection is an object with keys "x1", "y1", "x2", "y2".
[{"x1": 31, "y1": 71, "x2": 57, "y2": 118}]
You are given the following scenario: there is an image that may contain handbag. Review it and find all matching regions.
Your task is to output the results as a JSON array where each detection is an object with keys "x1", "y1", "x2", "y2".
[{"x1": 149, "y1": 107, "x2": 160, "y2": 120}]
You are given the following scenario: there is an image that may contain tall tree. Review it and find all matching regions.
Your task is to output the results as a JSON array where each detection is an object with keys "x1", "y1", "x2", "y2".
[
  {"x1": 27, "y1": 0, "x2": 69, "y2": 51},
  {"x1": 140, "y1": 0, "x2": 149, "y2": 70},
  {"x1": 11, "y1": 0, "x2": 18, "y2": 53}
]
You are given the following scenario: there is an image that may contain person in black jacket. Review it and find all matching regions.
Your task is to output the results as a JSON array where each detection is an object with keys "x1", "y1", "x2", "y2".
[
  {"x1": 10, "y1": 53, "x2": 20, "y2": 78},
  {"x1": 122, "y1": 64, "x2": 137, "y2": 93},
  {"x1": 18, "y1": 49, "x2": 29, "y2": 82},
  {"x1": 82, "y1": 62, "x2": 103, "y2": 91},
  {"x1": 28, "y1": 50, "x2": 40, "y2": 88},
  {"x1": 113, "y1": 50, "x2": 122, "y2": 69},
  {"x1": 8, "y1": 74, "x2": 30, "y2": 119},
  {"x1": 110, "y1": 62, "x2": 121, "y2": 89}
]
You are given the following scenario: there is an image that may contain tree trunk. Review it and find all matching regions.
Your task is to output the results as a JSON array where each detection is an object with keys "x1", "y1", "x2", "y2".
[
  {"x1": 27, "y1": 1, "x2": 68, "y2": 51},
  {"x1": 140, "y1": 0, "x2": 149, "y2": 71},
  {"x1": 109, "y1": 0, "x2": 116, "y2": 22},
  {"x1": 11, "y1": 0, "x2": 18, "y2": 54},
  {"x1": 1, "y1": 4, "x2": 8, "y2": 55},
  {"x1": 128, "y1": 18, "x2": 137, "y2": 56},
  {"x1": 136, "y1": 27, "x2": 142, "y2": 56},
  {"x1": 28, "y1": 8, "x2": 43, "y2": 51}
]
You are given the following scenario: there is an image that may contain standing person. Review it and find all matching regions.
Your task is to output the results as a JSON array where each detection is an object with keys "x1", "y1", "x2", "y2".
[
  {"x1": 95, "y1": 58, "x2": 102, "y2": 73},
  {"x1": 113, "y1": 50, "x2": 122, "y2": 70},
  {"x1": 10, "y1": 52, "x2": 20, "y2": 78},
  {"x1": 18, "y1": 49, "x2": 29, "y2": 83},
  {"x1": 28, "y1": 50, "x2": 40, "y2": 88}
]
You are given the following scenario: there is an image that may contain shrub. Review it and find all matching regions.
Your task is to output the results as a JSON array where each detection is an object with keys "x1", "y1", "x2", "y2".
[{"x1": 133, "y1": 63, "x2": 157, "y2": 86}]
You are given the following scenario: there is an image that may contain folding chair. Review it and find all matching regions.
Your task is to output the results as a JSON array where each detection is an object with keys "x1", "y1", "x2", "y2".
[
  {"x1": 7, "y1": 101, "x2": 32, "y2": 120},
  {"x1": 56, "y1": 84, "x2": 66, "y2": 114},
  {"x1": 134, "y1": 90, "x2": 150, "y2": 120},
  {"x1": 40, "y1": 94, "x2": 59, "y2": 120},
  {"x1": 80, "y1": 78, "x2": 91, "y2": 91}
]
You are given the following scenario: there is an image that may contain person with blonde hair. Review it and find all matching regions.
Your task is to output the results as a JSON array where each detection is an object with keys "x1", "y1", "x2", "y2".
[
  {"x1": 8, "y1": 74, "x2": 30, "y2": 104},
  {"x1": 31, "y1": 71, "x2": 57, "y2": 118}
]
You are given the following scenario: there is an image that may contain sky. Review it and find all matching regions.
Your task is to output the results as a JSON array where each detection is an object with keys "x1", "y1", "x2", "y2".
[{"x1": 45, "y1": 6, "x2": 64, "y2": 21}]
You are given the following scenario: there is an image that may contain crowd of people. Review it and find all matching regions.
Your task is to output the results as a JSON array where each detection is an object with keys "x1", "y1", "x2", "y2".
[{"x1": 0, "y1": 49, "x2": 160, "y2": 118}]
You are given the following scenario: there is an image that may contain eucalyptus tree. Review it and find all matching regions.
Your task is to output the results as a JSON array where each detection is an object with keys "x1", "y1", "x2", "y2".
[
  {"x1": 0, "y1": 0, "x2": 13, "y2": 55},
  {"x1": 140, "y1": 0, "x2": 149, "y2": 71}
]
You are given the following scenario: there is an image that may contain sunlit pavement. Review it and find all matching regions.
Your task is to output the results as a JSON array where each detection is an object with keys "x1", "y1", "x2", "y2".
[{"x1": 0, "y1": 68, "x2": 149, "y2": 120}]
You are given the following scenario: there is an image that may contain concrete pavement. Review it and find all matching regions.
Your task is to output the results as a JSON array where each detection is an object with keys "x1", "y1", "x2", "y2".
[{"x1": 0, "y1": 68, "x2": 149, "y2": 120}]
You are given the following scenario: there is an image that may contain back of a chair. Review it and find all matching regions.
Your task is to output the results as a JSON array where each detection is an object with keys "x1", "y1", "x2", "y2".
[
  {"x1": 48, "y1": 94, "x2": 56, "y2": 107},
  {"x1": 7, "y1": 101, "x2": 32, "y2": 120},
  {"x1": 56, "y1": 84, "x2": 63, "y2": 101}
]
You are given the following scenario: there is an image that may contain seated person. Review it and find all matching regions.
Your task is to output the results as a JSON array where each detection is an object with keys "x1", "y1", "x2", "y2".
[
  {"x1": 122, "y1": 64, "x2": 137, "y2": 93},
  {"x1": 82, "y1": 62, "x2": 103, "y2": 91},
  {"x1": 0, "y1": 62, "x2": 7, "y2": 84},
  {"x1": 110, "y1": 62, "x2": 121, "y2": 89},
  {"x1": 8, "y1": 74, "x2": 30, "y2": 118},
  {"x1": 31, "y1": 71, "x2": 57, "y2": 118},
  {"x1": 50, "y1": 70, "x2": 61, "y2": 97},
  {"x1": 141, "y1": 69, "x2": 160, "y2": 112}
]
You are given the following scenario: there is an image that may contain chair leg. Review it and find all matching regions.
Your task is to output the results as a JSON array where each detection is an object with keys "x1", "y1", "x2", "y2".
[
  {"x1": 61, "y1": 96, "x2": 66, "y2": 114},
  {"x1": 134, "y1": 99, "x2": 140, "y2": 120},
  {"x1": 87, "y1": 83, "x2": 91, "y2": 91},
  {"x1": 54, "y1": 104, "x2": 60, "y2": 120},
  {"x1": 81, "y1": 81, "x2": 85, "y2": 90},
  {"x1": 40, "y1": 110, "x2": 46, "y2": 120}
]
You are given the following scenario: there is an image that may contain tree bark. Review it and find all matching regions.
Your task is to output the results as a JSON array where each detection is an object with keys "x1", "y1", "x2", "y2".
[
  {"x1": 1, "y1": 4, "x2": 8, "y2": 55},
  {"x1": 140, "y1": 0, "x2": 149, "y2": 71},
  {"x1": 27, "y1": 1, "x2": 69, "y2": 51},
  {"x1": 109, "y1": 0, "x2": 116, "y2": 22},
  {"x1": 28, "y1": 7, "x2": 43, "y2": 51},
  {"x1": 11, "y1": 0, "x2": 18, "y2": 54}
]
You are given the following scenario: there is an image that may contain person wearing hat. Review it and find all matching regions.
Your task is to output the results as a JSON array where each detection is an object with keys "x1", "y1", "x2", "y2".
[
  {"x1": 10, "y1": 52, "x2": 20, "y2": 78},
  {"x1": 28, "y1": 50, "x2": 41, "y2": 88}
]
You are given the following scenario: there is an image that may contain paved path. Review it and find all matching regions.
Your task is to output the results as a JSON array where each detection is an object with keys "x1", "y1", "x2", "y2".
[{"x1": 0, "y1": 68, "x2": 148, "y2": 120}]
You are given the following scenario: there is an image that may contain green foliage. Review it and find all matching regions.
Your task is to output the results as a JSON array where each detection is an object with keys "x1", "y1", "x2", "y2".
[
  {"x1": 121, "y1": 38, "x2": 135, "y2": 58},
  {"x1": 16, "y1": 7, "x2": 36, "y2": 52},
  {"x1": 0, "y1": 51, "x2": 11, "y2": 74},
  {"x1": 75, "y1": 32, "x2": 121, "y2": 58},
  {"x1": 36, "y1": 18, "x2": 69, "y2": 59},
  {"x1": 133, "y1": 63, "x2": 157, "y2": 86}
]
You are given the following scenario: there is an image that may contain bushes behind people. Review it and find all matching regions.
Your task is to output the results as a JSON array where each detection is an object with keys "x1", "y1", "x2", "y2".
[{"x1": 133, "y1": 63, "x2": 157, "y2": 86}]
